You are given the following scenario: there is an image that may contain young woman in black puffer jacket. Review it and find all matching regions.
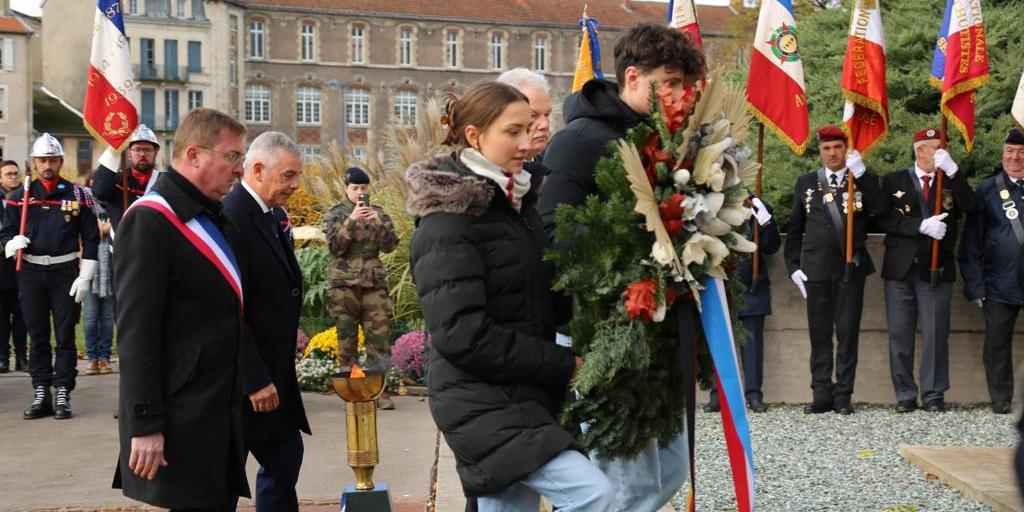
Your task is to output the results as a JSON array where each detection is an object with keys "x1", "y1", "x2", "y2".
[{"x1": 405, "y1": 82, "x2": 613, "y2": 512}]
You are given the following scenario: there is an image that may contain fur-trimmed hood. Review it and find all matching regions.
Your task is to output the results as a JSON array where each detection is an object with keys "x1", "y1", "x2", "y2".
[{"x1": 404, "y1": 152, "x2": 494, "y2": 218}]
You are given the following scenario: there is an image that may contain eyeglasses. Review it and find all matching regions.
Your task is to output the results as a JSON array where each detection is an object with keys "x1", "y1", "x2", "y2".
[
  {"x1": 130, "y1": 147, "x2": 156, "y2": 155},
  {"x1": 197, "y1": 146, "x2": 244, "y2": 167}
]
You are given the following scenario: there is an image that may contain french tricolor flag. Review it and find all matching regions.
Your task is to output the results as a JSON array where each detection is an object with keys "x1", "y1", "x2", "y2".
[
  {"x1": 667, "y1": 0, "x2": 702, "y2": 51},
  {"x1": 83, "y1": 0, "x2": 139, "y2": 153},
  {"x1": 841, "y1": 0, "x2": 890, "y2": 155},
  {"x1": 746, "y1": 0, "x2": 809, "y2": 155},
  {"x1": 931, "y1": 0, "x2": 989, "y2": 152}
]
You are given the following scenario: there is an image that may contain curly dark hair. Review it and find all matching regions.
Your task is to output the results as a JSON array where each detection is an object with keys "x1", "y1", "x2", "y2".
[{"x1": 613, "y1": 22, "x2": 706, "y2": 86}]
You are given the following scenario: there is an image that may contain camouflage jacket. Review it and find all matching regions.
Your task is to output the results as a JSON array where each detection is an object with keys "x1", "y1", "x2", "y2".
[{"x1": 323, "y1": 197, "x2": 399, "y2": 288}]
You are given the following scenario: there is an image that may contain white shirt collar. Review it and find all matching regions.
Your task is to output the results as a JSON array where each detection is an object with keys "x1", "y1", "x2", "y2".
[
  {"x1": 914, "y1": 165, "x2": 937, "y2": 182},
  {"x1": 825, "y1": 167, "x2": 847, "y2": 182},
  {"x1": 241, "y1": 180, "x2": 271, "y2": 214}
]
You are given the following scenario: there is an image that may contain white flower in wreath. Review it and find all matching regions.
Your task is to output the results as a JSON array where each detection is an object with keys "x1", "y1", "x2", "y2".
[
  {"x1": 652, "y1": 301, "x2": 668, "y2": 323},
  {"x1": 682, "y1": 233, "x2": 730, "y2": 270},
  {"x1": 682, "y1": 194, "x2": 708, "y2": 221},
  {"x1": 673, "y1": 168, "x2": 691, "y2": 186},
  {"x1": 651, "y1": 240, "x2": 675, "y2": 266},
  {"x1": 718, "y1": 203, "x2": 751, "y2": 227},
  {"x1": 726, "y1": 232, "x2": 757, "y2": 253}
]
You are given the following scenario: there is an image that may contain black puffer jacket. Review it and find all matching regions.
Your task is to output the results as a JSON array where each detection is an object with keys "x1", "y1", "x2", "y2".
[{"x1": 406, "y1": 152, "x2": 577, "y2": 498}]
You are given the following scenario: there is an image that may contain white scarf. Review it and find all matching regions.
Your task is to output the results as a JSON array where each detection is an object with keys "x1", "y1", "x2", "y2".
[{"x1": 459, "y1": 148, "x2": 532, "y2": 211}]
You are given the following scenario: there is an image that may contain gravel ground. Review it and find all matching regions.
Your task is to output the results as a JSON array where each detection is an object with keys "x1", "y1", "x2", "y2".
[{"x1": 670, "y1": 403, "x2": 1018, "y2": 512}]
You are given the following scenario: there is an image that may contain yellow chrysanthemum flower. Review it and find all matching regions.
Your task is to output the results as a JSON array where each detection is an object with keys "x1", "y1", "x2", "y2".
[{"x1": 303, "y1": 325, "x2": 365, "y2": 361}]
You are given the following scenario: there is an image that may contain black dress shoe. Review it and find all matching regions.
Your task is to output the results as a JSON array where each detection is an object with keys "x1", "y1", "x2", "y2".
[
  {"x1": 24, "y1": 386, "x2": 53, "y2": 419},
  {"x1": 14, "y1": 356, "x2": 27, "y2": 372},
  {"x1": 54, "y1": 387, "x2": 72, "y2": 420},
  {"x1": 803, "y1": 402, "x2": 832, "y2": 414},
  {"x1": 0, "y1": 361, "x2": 9, "y2": 373},
  {"x1": 703, "y1": 401, "x2": 720, "y2": 413},
  {"x1": 895, "y1": 400, "x2": 918, "y2": 413},
  {"x1": 992, "y1": 401, "x2": 1011, "y2": 414},
  {"x1": 748, "y1": 399, "x2": 768, "y2": 413},
  {"x1": 834, "y1": 402, "x2": 854, "y2": 415},
  {"x1": 923, "y1": 400, "x2": 945, "y2": 412}
]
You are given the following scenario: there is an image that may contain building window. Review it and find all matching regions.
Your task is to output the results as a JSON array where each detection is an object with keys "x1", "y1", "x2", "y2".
[
  {"x1": 140, "y1": 38, "x2": 156, "y2": 78},
  {"x1": 444, "y1": 30, "x2": 458, "y2": 68},
  {"x1": 164, "y1": 39, "x2": 179, "y2": 80},
  {"x1": 0, "y1": 86, "x2": 6, "y2": 120},
  {"x1": 165, "y1": 89, "x2": 180, "y2": 130},
  {"x1": 141, "y1": 88, "x2": 155, "y2": 126},
  {"x1": 300, "y1": 23, "x2": 316, "y2": 62},
  {"x1": 489, "y1": 32, "x2": 504, "y2": 70},
  {"x1": 346, "y1": 88, "x2": 370, "y2": 127},
  {"x1": 0, "y1": 38, "x2": 12, "y2": 70},
  {"x1": 249, "y1": 20, "x2": 265, "y2": 59},
  {"x1": 533, "y1": 35, "x2": 548, "y2": 73},
  {"x1": 76, "y1": 140, "x2": 94, "y2": 174},
  {"x1": 398, "y1": 27, "x2": 413, "y2": 66},
  {"x1": 393, "y1": 90, "x2": 417, "y2": 127},
  {"x1": 300, "y1": 145, "x2": 320, "y2": 159},
  {"x1": 187, "y1": 41, "x2": 202, "y2": 73},
  {"x1": 128, "y1": 0, "x2": 138, "y2": 15},
  {"x1": 245, "y1": 85, "x2": 271, "y2": 123},
  {"x1": 296, "y1": 87, "x2": 321, "y2": 125},
  {"x1": 229, "y1": 54, "x2": 237, "y2": 87},
  {"x1": 350, "y1": 24, "x2": 365, "y2": 64},
  {"x1": 176, "y1": 0, "x2": 186, "y2": 17},
  {"x1": 352, "y1": 146, "x2": 367, "y2": 162},
  {"x1": 188, "y1": 90, "x2": 203, "y2": 110}
]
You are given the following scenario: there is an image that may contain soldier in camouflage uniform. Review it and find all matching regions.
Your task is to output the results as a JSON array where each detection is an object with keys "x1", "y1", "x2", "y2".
[{"x1": 323, "y1": 168, "x2": 399, "y2": 407}]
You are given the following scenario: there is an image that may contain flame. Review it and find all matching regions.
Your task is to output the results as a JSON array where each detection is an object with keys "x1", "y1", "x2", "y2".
[{"x1": 351, "y1": 363, "x2": 366, "y2": 378}]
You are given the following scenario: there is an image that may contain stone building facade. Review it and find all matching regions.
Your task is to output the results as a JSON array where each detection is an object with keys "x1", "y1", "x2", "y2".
[
  {"x1": 242, "y1": 0, "x2": 737, "y2": 160},
  {"x1": 0, "y1": 0, "x2": 32, "y2": 165}
]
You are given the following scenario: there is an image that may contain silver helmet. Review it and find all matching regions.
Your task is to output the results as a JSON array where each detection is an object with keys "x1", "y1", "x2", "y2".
[
  {"x1": 30, "y1": 133, "x2": 64, "y2": 158},
  {"x1": 128, "y1": 124, "x2": 160, "y2": 148}
]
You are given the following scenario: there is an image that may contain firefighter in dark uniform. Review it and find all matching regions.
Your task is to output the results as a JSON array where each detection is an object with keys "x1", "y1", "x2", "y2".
[
  {"x1": 92, "y1": 124, "x2": 163, "y2": 231},
  {"x1": 878, "y1": 128, "x2": 975, "y2": 413},
  {"x1": 0, "y1": 133, "x2": 100, "y2": 420},
  {"x1": 784, "y1": 125, "x2": 884, "y2": 415},
  {"x1": 959, "y1": 127, "x2": 1024, "y2": 414}
]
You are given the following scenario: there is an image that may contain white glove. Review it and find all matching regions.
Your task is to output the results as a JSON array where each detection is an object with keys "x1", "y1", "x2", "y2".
[
  {"x1": 4, "y1": 235, "x2": 29, "y2": 259},
  {"x1": 846, "y1": 150, "x2": 866, "y2": 179},
  {"x1": 98, "y1": 147, "x2": 121, "y2": 172},
  {"x1": 918, "y1": 213, "x2": 949, "y2": 240},
  {"x1": 975, "y1": 298, "x2": 985, "y2": 308},
  {"x1": 790, "y1": 269, "x2": 808, "y2": 299},
  {"x1": 934, "y1": 149, "x2": 958, "y2": 178},
  {"x1": 751, "y1": 198, "x2": 772, "y2": 226},
  {"x1": 69, "y1": 259, "x2": 98, "y2": 304}
]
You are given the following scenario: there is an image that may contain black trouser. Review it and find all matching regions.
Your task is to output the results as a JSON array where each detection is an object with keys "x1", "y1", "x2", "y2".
[
  {"x1": 0, "y1": 288, "x2": 26, "y2": 362},
  {"x1": 805, "y1": 273, "x2": 866, "y2": 404},
  {"x1": 19, "y1": 263, "x2": 78, "y2": 390},
  {"x1": 248, "y1": 430, "x2": 304, "y2": 512},
  {"x1": 982, "y1": 299, "x2": 1021, "y2": 403}
]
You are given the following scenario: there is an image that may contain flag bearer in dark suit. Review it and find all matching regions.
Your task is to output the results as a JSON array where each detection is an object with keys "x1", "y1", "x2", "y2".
[
  {"x1": 223, "y1": 131, "x2": 311, "y2": 512},
  {"x1": 959, "y1": 127, "x2": 1024, "y2": 415},
  {"x1": 706, "y1": 197, "x2": 780, "y2": 413},
  {"x1": 878, "y1": 128, "x2": 975, "y2": 413},
  {"x1": 784, "y1": 125, "x2": 884, "y2": 415},
  {"x1": 0, "y1": 133, "x2": 100, "y2": 420}
]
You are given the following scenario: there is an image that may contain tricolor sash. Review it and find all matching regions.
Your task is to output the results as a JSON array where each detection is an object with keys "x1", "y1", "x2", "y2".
[{"x1": 126, "y1": 192, "x2": 243, "y2": 307}]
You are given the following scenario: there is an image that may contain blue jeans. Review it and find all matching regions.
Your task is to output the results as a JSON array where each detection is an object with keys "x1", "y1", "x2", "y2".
[
  {"x1": 477, "y1": 450, "x2": 614, "y2": 512},
  {"x1": 83, "y1": 291, "x2": 114, "y2": 360},
  {"x1": 556, "y1": 332, "x2": 690, "y2": 512}
]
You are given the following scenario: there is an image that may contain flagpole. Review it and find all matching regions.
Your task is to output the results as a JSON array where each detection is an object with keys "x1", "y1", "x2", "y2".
[
  {"x1": 121, "y1": 150, "x2": 129, "y2": 212},
  {"x1": 751, "y1": 124, "x2": 763, "y2": 291},
  {"x1": 930, "y1": 117, "x2": 948, "y2": 288},
  {"x1": 844, "y1": 162, "x2": 855, "y2": 282}
]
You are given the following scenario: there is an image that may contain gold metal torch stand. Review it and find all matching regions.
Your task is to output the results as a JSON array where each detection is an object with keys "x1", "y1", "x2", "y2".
[{"x1": 331, "y1": 371, "x2": 393, "y2": 511}]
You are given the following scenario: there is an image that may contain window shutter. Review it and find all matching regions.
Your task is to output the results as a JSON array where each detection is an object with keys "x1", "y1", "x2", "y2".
[{"x1": 2, "y1": 39, "x2": 13, "y2": 70}]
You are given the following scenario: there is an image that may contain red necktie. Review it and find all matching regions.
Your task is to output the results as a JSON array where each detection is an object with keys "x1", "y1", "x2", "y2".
[{"x1": 921, "y1": 175, "x2": 931, "y2": 203}]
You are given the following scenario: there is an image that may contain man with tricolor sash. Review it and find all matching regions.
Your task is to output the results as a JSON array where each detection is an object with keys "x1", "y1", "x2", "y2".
[
  {"x1": 113, "y1": 109, "x2": 250, "y2": 510},
  {"x1": 878, "y1": 128, "x2": 974, "y2": 414},
  {"x1": 959, "y1": 127, "x2": 1024, "y2": 415},
  {"x1": 784, "y1": 125, "x2": 883, "y2": 416},
  {"x1": 0, "y1": 134, "x2": 100, "y2": 421}
]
